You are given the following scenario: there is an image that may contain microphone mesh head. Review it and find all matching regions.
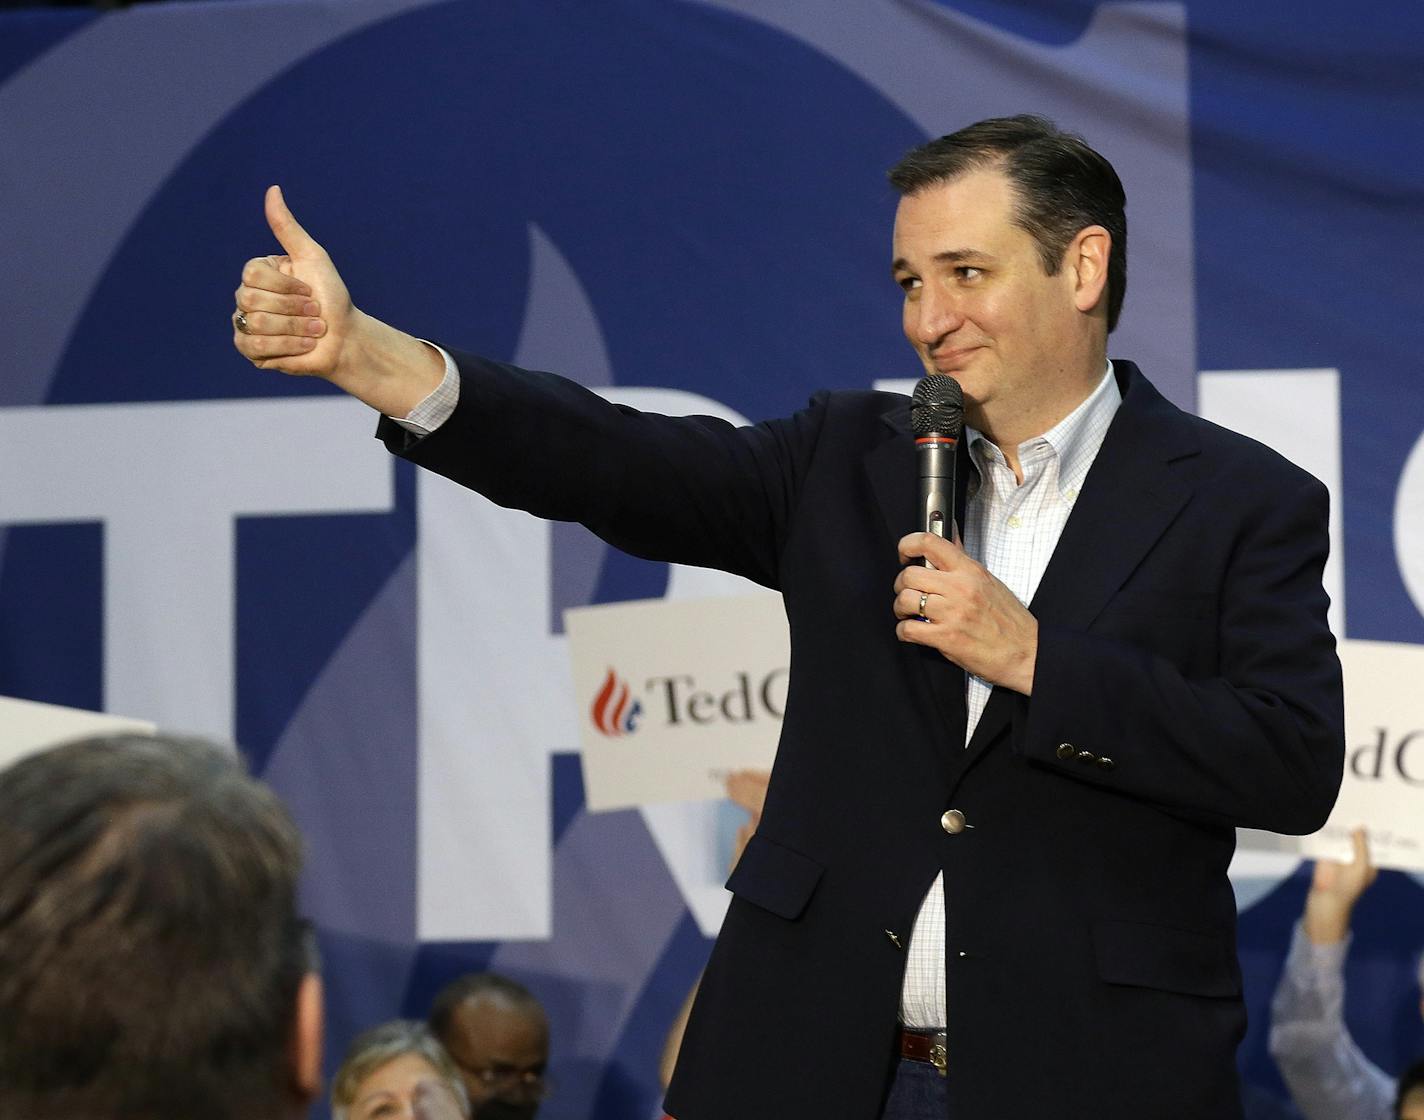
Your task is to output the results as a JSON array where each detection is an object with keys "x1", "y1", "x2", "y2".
[{"x1": 910, "y1": 374, "x2": 964, "y2": 437}]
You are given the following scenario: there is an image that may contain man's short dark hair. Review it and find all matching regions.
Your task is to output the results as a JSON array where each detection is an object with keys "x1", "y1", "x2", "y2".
[
  {"x1": 429, "y1": 972, "x2": 545, "y2": 1039},
  {"x1": 888, "y1": 114, "x2": 1128, "y2": 332},
  {"x1": 0, "y1": 733, "x2": 307, "y2": 1120}
]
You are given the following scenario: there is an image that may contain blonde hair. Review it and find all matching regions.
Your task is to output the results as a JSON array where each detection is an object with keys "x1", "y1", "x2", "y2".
[{"x1": 332, "y1": 1019, "x2": 471, "y2": 1120}]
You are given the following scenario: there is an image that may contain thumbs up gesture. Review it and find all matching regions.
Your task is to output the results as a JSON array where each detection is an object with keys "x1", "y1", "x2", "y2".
[
  {"x1": 232, "y1": 187, "x2": 445, "y2": 417},
  {"x1": 232, "y1": 185, "x2": 354, "y2": 378}
]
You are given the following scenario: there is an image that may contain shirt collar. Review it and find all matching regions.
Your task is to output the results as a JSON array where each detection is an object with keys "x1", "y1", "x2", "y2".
[{"x1": 966, "y1": 362, "x2": 1121, "y2": 489}]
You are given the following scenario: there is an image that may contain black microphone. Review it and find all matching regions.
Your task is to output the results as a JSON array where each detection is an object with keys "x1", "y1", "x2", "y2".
[{"x1": 911, "y1": 374, "x2": 964, "y2": 546}]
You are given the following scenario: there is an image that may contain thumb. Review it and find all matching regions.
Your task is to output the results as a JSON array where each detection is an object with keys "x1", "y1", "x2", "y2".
[
  {"x1": 898, "y1": 530, "x2": 961, "y2": 567},
  {"x1": 1348, "y1": 826, "x2": 1369, "y2": 867},
  {"x1": 265, "y1": 184, "x2": 322, "y2": 257}
]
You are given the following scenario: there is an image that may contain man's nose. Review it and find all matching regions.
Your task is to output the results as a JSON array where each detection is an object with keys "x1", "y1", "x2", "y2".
[{"x1": 909, "y1": 285, "x2": 963, "y2": 346}]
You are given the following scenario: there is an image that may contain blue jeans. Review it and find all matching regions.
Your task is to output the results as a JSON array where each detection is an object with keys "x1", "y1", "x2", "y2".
[{"x1": 880, "y1": 1058, "x2": 947, "y2": 1119}]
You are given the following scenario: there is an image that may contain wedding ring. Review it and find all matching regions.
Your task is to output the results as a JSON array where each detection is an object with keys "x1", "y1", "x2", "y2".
[
  {"x1": 234, "y1": 309, "x2": 249, "y2": 333},
  {"x1": 918, "y1": 592, "x2": 929, "y2": 617}
]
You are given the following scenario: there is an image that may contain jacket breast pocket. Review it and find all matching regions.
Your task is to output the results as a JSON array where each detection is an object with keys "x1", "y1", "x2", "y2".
[
  {"x1": 725, "y1": 833, "x2": 824, "y2": 921},
  {"x1": 1092, "y1": 919, "x2": 1240, "y2": 999},
  {"x1": 1094, "y1": 592, "x2": 1215, "y2": 666},
  {"x1": 1100, "y1": 587, "x2": 1215, "y2": 620}
]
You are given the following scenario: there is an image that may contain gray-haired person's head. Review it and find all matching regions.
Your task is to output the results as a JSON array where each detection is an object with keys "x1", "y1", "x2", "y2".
[{"x1": 332, "y1": 1020, "x2": 472, "y2": 1120}]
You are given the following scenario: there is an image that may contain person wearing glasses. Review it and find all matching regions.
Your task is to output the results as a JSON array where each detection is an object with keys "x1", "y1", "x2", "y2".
[
  {"x1": 331, "y1": 1020, "x2": 471, "y2": 1120},
  {"x1": 429, "y1": 972, "x2": 551, "y2": 1120}
]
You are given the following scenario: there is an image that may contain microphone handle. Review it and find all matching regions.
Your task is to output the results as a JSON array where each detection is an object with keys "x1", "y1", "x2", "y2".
[{"x1": 917, "y1": 434, "x2": 958, "y2": 569}]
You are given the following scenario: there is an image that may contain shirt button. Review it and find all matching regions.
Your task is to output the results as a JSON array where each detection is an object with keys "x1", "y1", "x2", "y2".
[
  {"x1": 1007, "y1": 515, "x2": 1021, "y2": 529},
  {"x1": 1064, "y1": 487, "x2": 1078, "y2": 502},
  {"x1": 940, "y1": 809, "x2": 967, "y2": 834}
]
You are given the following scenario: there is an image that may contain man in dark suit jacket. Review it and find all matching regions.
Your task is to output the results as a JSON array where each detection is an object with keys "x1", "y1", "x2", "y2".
[{"x1": 232, "y1": 117, "x2": 1344, "y2": 1119}]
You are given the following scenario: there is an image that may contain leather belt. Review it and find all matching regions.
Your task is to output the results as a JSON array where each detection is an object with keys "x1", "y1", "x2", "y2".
[{"x1": 898, "y1": 1028, "x2": 948, "y2": 1076}]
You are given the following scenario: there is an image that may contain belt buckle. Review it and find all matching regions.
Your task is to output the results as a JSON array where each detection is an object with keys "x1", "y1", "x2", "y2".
[{"x1": 930, "y1": 1033, "x2": 947, "y2": 1077}]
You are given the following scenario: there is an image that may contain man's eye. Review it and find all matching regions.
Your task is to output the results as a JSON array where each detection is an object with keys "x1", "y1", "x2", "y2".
[
  {"x1": 897, "y1": 276, "x2": 921, "y2": 293},
  {"x1": 956, "y1": 266, "x2": 982, "y2": 281}
]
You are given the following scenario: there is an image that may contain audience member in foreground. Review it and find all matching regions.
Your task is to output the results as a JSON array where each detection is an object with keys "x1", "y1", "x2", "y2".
[
  {"x1": 0, "y1": 733, "x2": 321, "y2": 1120},
  {"x1": 331, "y1": 1020, "x2": 470, "y2": 1120},
  {"x1": 1270, "y1": 827, "x2": 1424, "y2": 1120},
  {"x1": 429, "y1": 973, "x2": 550, "y2": 1119}
]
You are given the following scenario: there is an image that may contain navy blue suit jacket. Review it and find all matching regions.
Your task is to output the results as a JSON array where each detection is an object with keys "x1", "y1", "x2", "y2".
[{"x1": 380, "y1": 355, "x2": 1344, "y2": 1120}]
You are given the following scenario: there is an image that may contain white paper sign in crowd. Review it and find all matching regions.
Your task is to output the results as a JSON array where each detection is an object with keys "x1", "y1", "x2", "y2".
[
  {"x1": 0, "y1": 695, "x2": 156, "y2": 771},
  {"x1": 1239, "y1": 640, "x2": 1424, "y2": 872},
  {"x1": 567, "y1": 593, "x2": 788, "y2": 810},
  {"x1": 1297, "y1": 639, "x2": 1424, "y2": 871},
  {"x1": 570, "y1": 601, "x2": 1424, "y2": 873}
]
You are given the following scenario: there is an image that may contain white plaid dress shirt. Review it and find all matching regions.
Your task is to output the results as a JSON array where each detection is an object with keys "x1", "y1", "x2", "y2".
[{"x1": 898, "y1": 364, "x2": 1122, "y2": 1028}]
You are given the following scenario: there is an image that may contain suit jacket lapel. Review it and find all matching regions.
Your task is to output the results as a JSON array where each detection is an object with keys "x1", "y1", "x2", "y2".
[
  {"x1": 864, "y1": 401, "x2": 972, "y2": 773},
  {"x1": 964, "y1": 363, "x2": 1200, "y2": 760}
]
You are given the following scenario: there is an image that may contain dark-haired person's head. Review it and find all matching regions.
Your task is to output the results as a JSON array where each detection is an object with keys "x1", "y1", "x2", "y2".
[
  {"x1": 429, "y1": 973, "x2": 549, "y2": 1119},
  {"x1": 0, "y1": 733, "x2": 321, "y2": 1120},
  {"x1": 887, "y1": 114, "x2": 1126, "y2": 447},
  {"x1": 889, "y1": 114, "x2": 1128, "y2": 333}
]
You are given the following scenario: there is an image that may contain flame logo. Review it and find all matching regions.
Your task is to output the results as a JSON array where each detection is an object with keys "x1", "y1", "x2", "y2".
[{"x1": 591, "y1": 668, "x2": 642, "y2": 737}]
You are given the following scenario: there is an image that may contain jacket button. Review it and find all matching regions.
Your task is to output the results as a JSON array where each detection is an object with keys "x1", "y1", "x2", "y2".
[
  {"x1": 1075, "y1": 750, "x2": 1097, "y2": 764},
  {"x1": 940, "y1": 809, "x2": 967, "y2": 834},
  {"x1": 1097, "y1": 756, "x2": 1115, "y2": 771},
  {"x1": 1056, "y1": 743, "x2": 1076, "y2": 760}
]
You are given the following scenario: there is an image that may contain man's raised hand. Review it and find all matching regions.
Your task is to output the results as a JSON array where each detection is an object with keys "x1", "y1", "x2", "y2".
[
  {"x1": 1304, "y1": 826, "x2": 1378, "y2": 945},
  {"x1": 231, "y1": 186, "x2": 445, "y2": 418},
  {"x1": 233, "y1": 185, "x2": 354, "y2": 378}
]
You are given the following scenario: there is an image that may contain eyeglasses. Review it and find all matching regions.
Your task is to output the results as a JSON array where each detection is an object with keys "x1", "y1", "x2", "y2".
[{"x1": 463, "y1": 1064, "x2": 552, "y2": 1099}]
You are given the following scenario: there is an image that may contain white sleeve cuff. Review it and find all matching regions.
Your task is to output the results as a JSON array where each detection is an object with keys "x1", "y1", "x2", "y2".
[{"x1": 390, "y1": 342, "x2": 460, "y2": 435}]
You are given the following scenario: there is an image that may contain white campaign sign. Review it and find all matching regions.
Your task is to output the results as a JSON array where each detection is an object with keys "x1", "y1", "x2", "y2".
[
  {"x1": 1237, "y1": 639, "x2": 1424, "y2": 872},
  {"x1": 1302, "y1": 639, "x2": 1424, "y2": 869},
  {"x1": 0, "y1": 695, "x2": 156, "y2": 771},
  {"x1": 567, "y1": 593, "x2": 788, "y2": 811}
]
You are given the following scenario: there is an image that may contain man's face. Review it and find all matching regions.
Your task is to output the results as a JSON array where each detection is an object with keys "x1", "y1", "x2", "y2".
[
  {"x1": 441, "y1": 997, "x2": 549, "y2": 1119},
  {"x1": 1400, "y1": 1085, "x2": 1424, "y2": 1120},
  {"x1": 891, "y1": 166, "x2": 1095, "y2": 439}
]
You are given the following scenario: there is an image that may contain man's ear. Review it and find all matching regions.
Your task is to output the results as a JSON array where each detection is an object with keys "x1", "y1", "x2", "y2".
[
  {"x1": 1069, "y1": 225, "x2": 1111, "y2": 317},
  {"x1": 289, "y1": 972, "x2": 325, "y2": 1105}
]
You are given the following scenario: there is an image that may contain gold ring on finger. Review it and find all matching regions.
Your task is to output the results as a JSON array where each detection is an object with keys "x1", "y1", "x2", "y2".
[
  {"x1": 918, "y1": 592, "x2": 929, "y2": 617},
  {"x1": 234, "y1": 309, "x2": 249, "y2": 334}
]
